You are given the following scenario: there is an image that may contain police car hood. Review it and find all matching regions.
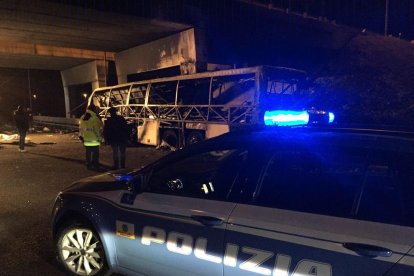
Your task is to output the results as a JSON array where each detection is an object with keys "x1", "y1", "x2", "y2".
[{"x1": 63, "y1": 170, "x2": 135, "y2": 193}]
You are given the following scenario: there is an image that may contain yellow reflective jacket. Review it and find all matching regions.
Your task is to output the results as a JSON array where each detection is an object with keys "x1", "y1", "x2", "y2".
[{"x1": 79, "y1": 109, "x2": 103, "y2": 146}]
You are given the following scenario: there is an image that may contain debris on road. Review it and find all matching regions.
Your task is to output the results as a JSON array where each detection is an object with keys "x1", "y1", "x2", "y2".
[{"x1": 0, "y1": 133, "x2": 32, "y2": 144}]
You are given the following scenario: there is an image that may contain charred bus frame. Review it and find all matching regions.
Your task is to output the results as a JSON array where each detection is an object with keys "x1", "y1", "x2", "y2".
[{"x1": 88, "y1": 66, "x2": 308, "y2": 148}]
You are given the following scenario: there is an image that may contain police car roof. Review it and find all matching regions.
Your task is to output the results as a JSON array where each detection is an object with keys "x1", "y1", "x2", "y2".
[
  {"x1": 218, "y1": 125, "x2": 414, "y2": 142},
  {"x1": 194, "y1": 125, "x2": 414, "y2": 153},
  {"x1": 137, "y1": 125, "x2": 414, "y2": 175},
  {"x1": 173, "y1": 126, "x2": 414, "y2": 156}
]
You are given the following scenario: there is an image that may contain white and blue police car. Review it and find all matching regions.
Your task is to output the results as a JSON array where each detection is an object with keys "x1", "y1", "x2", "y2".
[{"x1": 51, "y1": 110, "x2": 414, "y2": 275}]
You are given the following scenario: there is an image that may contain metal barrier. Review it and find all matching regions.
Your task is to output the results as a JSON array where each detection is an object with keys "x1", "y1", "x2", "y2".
[{"x1": 33, "y1": 116, "x2": 79, "y2": 130}]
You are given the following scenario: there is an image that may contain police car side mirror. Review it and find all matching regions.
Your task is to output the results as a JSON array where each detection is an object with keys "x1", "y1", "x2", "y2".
[
  {"x1": 167, "y1": 179, "x2": 183, "y2": 191},
  {"x1": 130, "y1": 174, "x2": 144, "y2": 194},
  {"x1": 121, "y1": 175, "x2": 143, "y2": 205}
]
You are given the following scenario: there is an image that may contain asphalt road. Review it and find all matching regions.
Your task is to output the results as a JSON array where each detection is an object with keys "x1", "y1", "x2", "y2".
[{"x1": 0, "y1": 132, "x2": 167, "y2": 276}]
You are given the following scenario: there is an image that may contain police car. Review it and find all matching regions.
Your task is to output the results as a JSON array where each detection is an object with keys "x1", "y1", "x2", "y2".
[{"x1": 51, "y1": 110, "x2": 414, "y2": 276}]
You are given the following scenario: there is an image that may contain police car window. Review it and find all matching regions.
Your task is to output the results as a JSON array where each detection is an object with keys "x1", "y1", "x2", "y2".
[
  {"x1": 254, "y1": 142, "x2": 368, "y2": 218},
  {"x1": 146, "y1": 149, "x2": 247, "y2": 201},
  {"x1": 356, "y1": 144, "x2": 414, "y2": 226},
  {"x1": 395, "y1": 151, "x2": 414, "y2": 227}
]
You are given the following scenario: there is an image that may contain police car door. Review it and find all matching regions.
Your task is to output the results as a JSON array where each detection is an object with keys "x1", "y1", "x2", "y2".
[
  {"x1": 114, "y1": 146, "x2": 247, "y2": 276},
  {"x1": 224, "y1": 135, "x2": 414, "y2": 275}
]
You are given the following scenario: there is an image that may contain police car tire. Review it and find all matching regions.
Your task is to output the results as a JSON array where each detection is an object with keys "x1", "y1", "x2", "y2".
[{"x1": 56, "y1": 225, "x2": 108, "y2": 276}]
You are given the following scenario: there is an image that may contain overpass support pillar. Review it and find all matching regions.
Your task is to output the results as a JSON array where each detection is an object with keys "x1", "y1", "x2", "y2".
[
  {"x1": 61, "y1": 60, "x2": 108, "y2": 118},
  {"x1": 93, "y1": 60, "x2": 108, "y2": 90},
  {"x1": 63, "y1": 86, "x2": 71, "y2": 118}
]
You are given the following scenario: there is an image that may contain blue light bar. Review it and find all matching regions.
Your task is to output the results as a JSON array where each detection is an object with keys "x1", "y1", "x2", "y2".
[
  {"x1": 114, "y1": 174, "x2": 134, "y2": 181},
  {"x1": 264, "y1": 110, "x2": 310, "y2": 126},
  {"x1": 329, "y1": 112, "x2": 335, "y2": 123}
]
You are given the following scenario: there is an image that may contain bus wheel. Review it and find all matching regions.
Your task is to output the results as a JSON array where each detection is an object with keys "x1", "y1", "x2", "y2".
[
  {"x1": 161, "y1": 130, "x2": 178, "y2": 149},
  {"x1": 186, "y1": 131, "x2": 204, "y2": 145},
  {"x1": 128, "y1": 123, "x2": 138, "y2": 146}
]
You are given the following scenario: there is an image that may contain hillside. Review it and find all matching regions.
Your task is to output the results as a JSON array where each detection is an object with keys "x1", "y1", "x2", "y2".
[{"x1": 312, "y1": 33, "x2": 414, "y2": 128}]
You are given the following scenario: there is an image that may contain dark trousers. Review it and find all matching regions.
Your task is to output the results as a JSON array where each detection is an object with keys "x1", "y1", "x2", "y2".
[
  {"x1": 111, "y1": 144, "x2": 126, "y2": 169},
  {"x1": 85, "y1": 146, "x2": 100, "y2": 168},
  {"x1": 18, "y1": 128, "x2": 27, "y2": 150}
]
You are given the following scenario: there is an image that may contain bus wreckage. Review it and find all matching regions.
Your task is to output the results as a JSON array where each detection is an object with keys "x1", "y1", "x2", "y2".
[{"x1": 88, "y1": 65, "x2": 327, "y2": 149}]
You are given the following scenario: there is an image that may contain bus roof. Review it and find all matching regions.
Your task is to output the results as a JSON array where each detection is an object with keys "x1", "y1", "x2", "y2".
[{"x1": 92, "y1": 65, "x2": 307, "y2": 93}]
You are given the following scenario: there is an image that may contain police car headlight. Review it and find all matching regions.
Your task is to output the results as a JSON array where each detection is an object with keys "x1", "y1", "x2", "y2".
[{"x1": 51, "y1": 193, "x2": 64, "y2": 216}]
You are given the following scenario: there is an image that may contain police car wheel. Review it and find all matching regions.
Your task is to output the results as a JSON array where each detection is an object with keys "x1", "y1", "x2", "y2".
[{"x1": 56, "y1": 225, "x2": 107, "y2": 276}]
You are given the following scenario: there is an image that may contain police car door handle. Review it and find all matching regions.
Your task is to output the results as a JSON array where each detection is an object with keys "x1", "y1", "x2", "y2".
[
  {"x1": 191, "y1": 215, "x2": 223, "y2": 226},
  {"x1": 343, "y1": 243, "x2": 393, "y2": 258}
]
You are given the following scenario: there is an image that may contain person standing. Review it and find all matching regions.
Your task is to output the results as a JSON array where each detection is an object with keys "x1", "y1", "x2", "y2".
[
  {"x1": 79, "y1": 104, "x2": 103, "y2": 170},
  {"x1": 13, "y1": 105, "x2": 30, "y2": 152},
  {"x1": 104, "y1": 107, "x2": 129, "y2": 170}
]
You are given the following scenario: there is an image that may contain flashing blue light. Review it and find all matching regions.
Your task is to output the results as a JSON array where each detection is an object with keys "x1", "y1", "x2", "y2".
[
  {"x1": 114, "y1": 174, "x2": 133, "y2": 181},
  {"x1": 329, "y1": 112, "x2": 335, "y2": 123},
  {"x1": 264, "y1": 110, "x2": 310, "y2": 126}
]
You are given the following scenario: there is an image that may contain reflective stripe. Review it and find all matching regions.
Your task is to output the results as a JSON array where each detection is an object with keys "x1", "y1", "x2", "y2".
[{"x1": 84, "y1": 140, "x2": 100, "y2": 146}]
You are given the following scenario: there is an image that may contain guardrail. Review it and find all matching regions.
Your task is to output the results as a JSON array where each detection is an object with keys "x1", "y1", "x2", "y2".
[{"x1": 33, "y1": 116, "x2": 79, "y2": 130}]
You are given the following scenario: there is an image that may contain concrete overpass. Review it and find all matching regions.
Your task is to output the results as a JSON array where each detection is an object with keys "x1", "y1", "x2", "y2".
[
  {"x1": 0, "y1": 0, "x2": 192, "y2": 118},
  {"x1": 0, "y1": 0, "x2": 190, "y2": 70}
]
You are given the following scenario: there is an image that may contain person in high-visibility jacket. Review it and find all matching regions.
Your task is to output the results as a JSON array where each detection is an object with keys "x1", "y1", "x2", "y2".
[{"x1": 79, "y1": 104, "x2": 103, "y2": 170}]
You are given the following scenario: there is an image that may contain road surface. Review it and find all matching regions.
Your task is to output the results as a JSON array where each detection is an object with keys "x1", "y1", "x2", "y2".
[{"x1": 0, "y1": 131, "x2": 167, "y2": 275}]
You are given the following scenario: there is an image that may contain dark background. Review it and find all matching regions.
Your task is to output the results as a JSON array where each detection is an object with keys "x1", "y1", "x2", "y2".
[
  {"x1": 257, "y1": 0, "x2": 413, "y2": 40},
  {"x1": 61, "y1": 0, "x2": 414, "y2": 40},
  {"x1": 0, "y1": 0, "x2": 413, "y2": 127},
  {"x1": 0, "y1": 68, "x2": 65, "y2": 124}
]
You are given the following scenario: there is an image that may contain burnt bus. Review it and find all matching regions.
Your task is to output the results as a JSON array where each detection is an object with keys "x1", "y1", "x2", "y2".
[{"x1": 88, "y1": 65, "x2": 324, "y2": 149}]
